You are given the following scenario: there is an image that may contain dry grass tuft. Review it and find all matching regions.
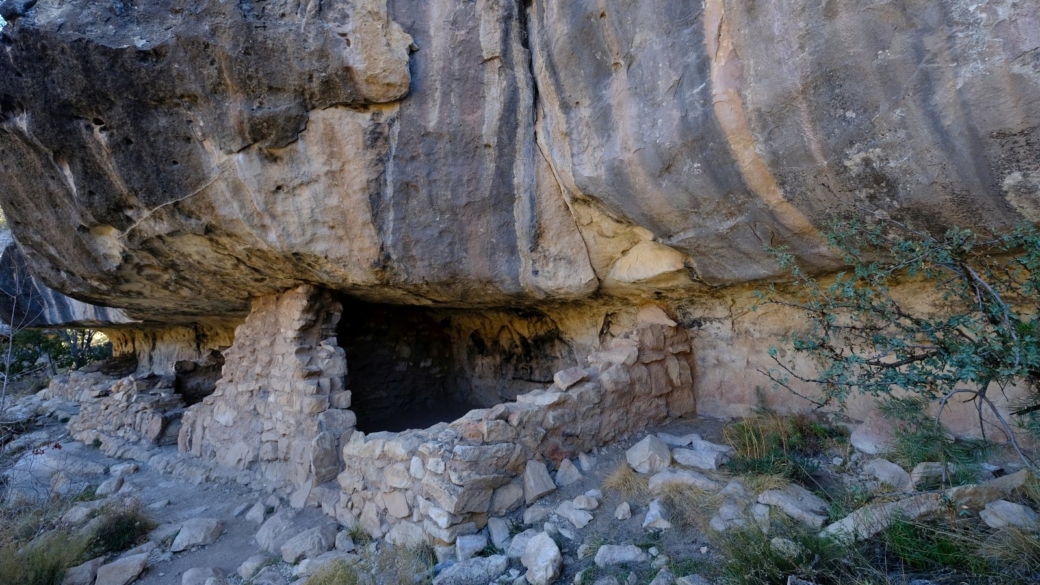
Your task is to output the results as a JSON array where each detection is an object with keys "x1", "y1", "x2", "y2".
[
  {"x1": 306, "y1": 558, "x2": 361, "y2": 585},
  {"x1": 738, "y1": 473, "x2": 791, "y2": 495},
  {"x1": 977, "y1": 526, "x2": 1040, "y2": 570},
  {"x1": 368, "y1": 543, "x2": 435, "y2": 584},
  {"x1": 658, "y1": 484, "x2": 723, "y2": 531},
  {"x1": 603, "y1": 463, "x2": 649, "y2": 498},
  {"x1": 1022, "y1": 473, "x2": 1040, "y2": 506}
]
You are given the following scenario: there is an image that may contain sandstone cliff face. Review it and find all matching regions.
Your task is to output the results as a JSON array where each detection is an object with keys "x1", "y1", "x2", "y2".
[{"x1": 0, "y1": 0, "x2": 1035, "y2": 319}]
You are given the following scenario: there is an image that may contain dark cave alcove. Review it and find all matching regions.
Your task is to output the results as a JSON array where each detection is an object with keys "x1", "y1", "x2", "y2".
[
  {"x1": 174, "y1": 349, "x2": 226, "y2": 405},
  {"x1": 335, "y1": 297, "x2": 578, "y2": 434},
  {"x1": 336, "y1": 298, "x2": 478, "y2": 433}
]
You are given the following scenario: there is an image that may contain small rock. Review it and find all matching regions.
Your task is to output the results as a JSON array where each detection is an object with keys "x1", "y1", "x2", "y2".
[
  {"x1": 648, "y1": 568, "x2": 675, "y2": 585},
  {"x1": 109, "y1": 463, "x2": 138, "y2": 477},
  {"x1": 231, "y1": 502, "x2": 250, "y2": 517},
  {"x1": 555, "y1": 459, "x2": 583, "y2": 487},
  {"x1": 237, "y1": 555, "x2": 271, "y2": 579},
  {"x1": 280, "y1": 524, "x2": 338, "y2": 563},
  {"x1": 863, "y1": 459, "x2": 912, "y2": 492},
  {"x1": 979, "y1": 499, "x2": 1040, "y2": 531},
  {"x1": 456, "y1": 533, "x2": 488, "y2": 561},
  {"x1": 573, "y1": 495, "x2": 599, "y2": 510},
  {"x1": 752, "y1": 503, "x2": 771, "y2": 532},
  {"x1": 554, "y1": 366, "x2": 588, "y2": 390},
  {"x1": 171, "y1": 518, "x2": 224, "y2": 552},
  {"x1": 148, "y1": 522, "x2": 182, "y2": 545},
  {"x1": 521, "y1": 532, "x2": 562, "y2": 585},
  {"x1": 644, "y1": 499, "x2": 671, "y2": 530},
  {"x1": 658, "y1": 432, "x2": 699, "y2": 447},
  {"x1": 615, "y1": 502, "x2": 632, "y2": 520},
  {"x1": 595, "y1": 544, "x2": 648, "y2": 567},
  {"x1": 555, "y1": 501, "x2": 594, "y2": 529},
  {"x1": 506, "y1": 529, "x2": 539, "y2": 559},
  {"x1": 524, "y1": 505, "x2": 552, "y2": 525},
  {"x1": 252, "y1": 566, "x2": 288, "y2": 585},
  {"x1": 432, "y1": 555, "x2": 509, "y2": 585},
  {"x1": 523, "y1": 460, "x2": 557, "y2": 505},
  {"x1": 822, "y1": 493, "x2": 943, "y2": 542},
  {"x1": 593, "y1": 578, "x2": 620, "y2": 585},
  {"x1": 578, "y1": 452, "x2": 596, "y2": 472},
  {"x1": 246, "y1": 499, "x2": 270, "y2": 520},
  {"x1": 649, "y1": 469, "x2": 721, "y2": 494},
  {"x1": 94, "y1": 553, "x2": 148, "y2": 585},
  {"x1": 293, "y1": 551, "x2": 360, "y2": 577},
  {"x1": 688, "y1": 438, "x2": 737, "y2": 457},
  {"x1": 757, "y1": 485, "x2": 829, "y2": 529},
  {"x1": 335, "y1": 530, "x2": 356, "y2": 552},
  {"x1": 62, "y1": 557, "x2": 105, "y2": 585},
  {"x1": 672, "y1": 449, "x2": 724, "y2": 471},
  {"x1": 96, "y1": 476, "x2": 124, "y2": 497},
  {"x1": 488, "y1": 517, "x2": 511, "y2": 550},
  {"x1": 585, "y1": 489, "x2": 603, "y2": 499},
  {"x1": 182, "y1": 568, "x2": 225, "y2": 585},
  {"x1": 146, "y1": 499, "x2": 170, "y2": 510},
  {"x1": 490, "y1": 482, "x2": 525, "y2": 516},
  {"x1": 63, "y1": 502, "x2": 102, "y2": 526},
  {"x1": 626, "y1": 436, "x2": 672, "y2": 474}
]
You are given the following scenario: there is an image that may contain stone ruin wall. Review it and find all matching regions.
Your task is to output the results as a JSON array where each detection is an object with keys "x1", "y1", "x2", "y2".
[
  {"x1": 177, "y1": 285, "x2": 352, "y2": 490},
  {"x1": 53, "y1": 283, "x2": 697, "y2": 545},
  {"x1": 166, "y1": 284, "x2": 695, "y2": 544},
  {"x1": 332, "y1": 317, "x2": 696, "y2": 544}
]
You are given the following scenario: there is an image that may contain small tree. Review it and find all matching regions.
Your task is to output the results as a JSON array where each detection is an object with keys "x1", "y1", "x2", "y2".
[{"x1": 759, "y1": 216, "x2": 1040, "y2": 474}]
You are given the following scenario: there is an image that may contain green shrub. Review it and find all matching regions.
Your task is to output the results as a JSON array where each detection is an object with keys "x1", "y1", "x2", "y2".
[
  {"x1": 723, "y1": 413, "x2": 840, "y2": 485},
  {"x1": 759, "y1": 219, "x2": 1040, "y2": 473},
  {"x1": 0, "y1": 531, "x2": 88, "y2": 585},
  {"x1": 711, "y1": 520, "x2": 874, "y2": 585},
  {"x1": 877, "y1": 517, "x2": 981, "y2": 573},
  {"x1": 87, "y1": 508, "x2": 155, "y2": 557}
]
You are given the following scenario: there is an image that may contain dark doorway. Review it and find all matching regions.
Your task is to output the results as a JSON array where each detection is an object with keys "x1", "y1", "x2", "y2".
[{"x1": 337, "y1": 298, "x2": 477, "y2": 433}]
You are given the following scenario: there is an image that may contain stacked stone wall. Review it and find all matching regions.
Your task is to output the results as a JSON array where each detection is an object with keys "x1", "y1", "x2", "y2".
[
  {"x1": 178, "y1": 285, "x2": 352, "y2": 489},
  {"x1": 330, "y1": 316, "x2": 696, "y2": 545}
]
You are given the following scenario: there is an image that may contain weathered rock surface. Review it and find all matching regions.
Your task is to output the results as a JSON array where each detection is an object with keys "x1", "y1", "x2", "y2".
[
  {"x1": 863, "y1": 459, "x2": 913, "y2": 492},
  {"x1": 757, "y1": 485, "x2": 829, "y2": 529},
  {"x1": 979, "y1": 499, "x2": 1040, "y2": 531},
  {"x1": 432, "y1": 554, "x2": 509, "y2": 585},
  {"x1": 2, "y1": 0, "x2": 1037, "y2": 319},
  {"x1": 627, "y1": 436, "x2": 672, "y2": 475},
  {"x1": 521, "y1": 532, "x2": 563, "y2": 585},
  {"x1": 94, "y1": 553, "x2": 149, "y2": 585},
  {"x1": 595, "y1": 544, "x2": 649, "y2": 568},
  {"x1": 171, "y1": 518, "x2": 224, "y2": 552},
  {"x1": 279, "y1": 524, "x2": 338, "y2": 563}
]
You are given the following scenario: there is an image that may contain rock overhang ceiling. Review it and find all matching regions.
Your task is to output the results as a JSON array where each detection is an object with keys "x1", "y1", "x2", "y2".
[{"x1": 0, "y1": 0, "x2": 1036, "y2": 321}]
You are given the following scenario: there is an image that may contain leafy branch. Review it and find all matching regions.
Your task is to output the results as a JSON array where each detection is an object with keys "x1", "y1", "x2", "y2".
[{"x1": 757, "y1": 218, "x2": 1040, "y2": 474}]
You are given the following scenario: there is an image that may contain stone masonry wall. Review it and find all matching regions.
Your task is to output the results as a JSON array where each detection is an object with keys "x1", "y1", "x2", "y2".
[
  {"x1": 328, "y1": 309, "x2": 696, "y2": 545},
  {"x1": 178, "y1": 285, "x2": 352, "y2": 490}
]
